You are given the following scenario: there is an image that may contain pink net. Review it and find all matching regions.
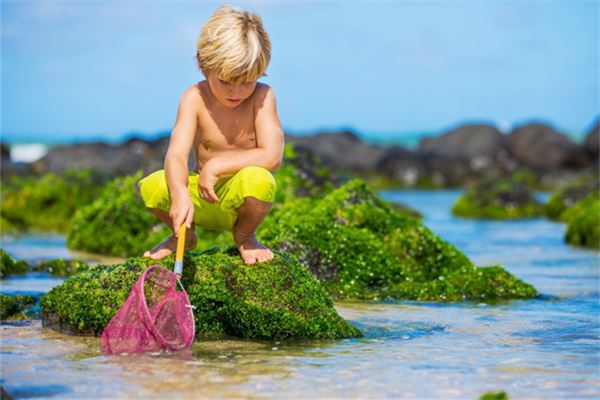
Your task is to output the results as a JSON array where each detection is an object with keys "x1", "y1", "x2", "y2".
[{"x1": 100, "y1": 265, "x2": 195, "y2": 354}]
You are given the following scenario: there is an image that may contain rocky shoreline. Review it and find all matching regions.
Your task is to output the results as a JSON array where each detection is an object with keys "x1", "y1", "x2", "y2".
[{"x1": 2, "y1": 119, "x2": 598, "y2": 190}]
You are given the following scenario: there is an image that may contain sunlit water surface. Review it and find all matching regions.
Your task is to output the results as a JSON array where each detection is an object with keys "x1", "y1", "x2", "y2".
[{"x1": 1, "y1": 189, "x2": 598, "y2": 399}]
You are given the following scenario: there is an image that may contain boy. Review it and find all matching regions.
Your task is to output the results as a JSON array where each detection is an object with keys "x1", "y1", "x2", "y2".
[{"x1": 138, "y1": 5, "x2": 283, "y2": 265}]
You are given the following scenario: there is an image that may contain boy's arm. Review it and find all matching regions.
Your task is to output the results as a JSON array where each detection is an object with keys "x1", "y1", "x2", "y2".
[
  {"x1": 206, "y1": 86, "x2": 284, "y2": 178},
  {"x1": 164, "y1": 88, "x2": 198, "y2": 231}
]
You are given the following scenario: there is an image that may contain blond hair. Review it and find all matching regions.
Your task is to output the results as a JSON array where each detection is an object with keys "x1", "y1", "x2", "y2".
[{"x1": 196, "y1": 5, "x2": 271, "y2": 83}]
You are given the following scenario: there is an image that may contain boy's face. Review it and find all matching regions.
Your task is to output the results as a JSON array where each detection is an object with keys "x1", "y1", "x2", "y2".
[{"x1": 206, "y1": 70, "x2": 257, "y2": 108}]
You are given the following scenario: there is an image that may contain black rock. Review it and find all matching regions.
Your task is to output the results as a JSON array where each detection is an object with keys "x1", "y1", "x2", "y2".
[
  {"x1": 418, "y1": 123, "x2": 515, "y2": 172},
  {"x1": 583, "y1": 119, "x2": 599, "y2": 160},
  {"x1": 507, "y1": 122, "x2": 590, "y2": 169},
  {"x1": 285, "y1": 130, "x2": 385, "y2": 172}
]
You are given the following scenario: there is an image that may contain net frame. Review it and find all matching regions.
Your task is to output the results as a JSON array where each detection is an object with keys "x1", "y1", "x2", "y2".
[{"x1": 100, "y1": 264, "x2": 195, "y2": 354}]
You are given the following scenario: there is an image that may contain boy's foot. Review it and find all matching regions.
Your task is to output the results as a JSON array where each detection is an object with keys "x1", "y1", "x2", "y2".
[
  {"x1": 232, "y1": 229, "x2": 274, "y2": 265},
  {"x1": 143, "y1": 230, "x2": 198, "y2": 260}
]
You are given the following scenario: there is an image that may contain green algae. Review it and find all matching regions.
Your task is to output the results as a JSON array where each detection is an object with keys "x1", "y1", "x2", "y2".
[
  {"x1": 257, "y1": 179, "x2": 538, "y2": 302},
  {"x1": 40, "y1": 247, "x2": 363, "y2": 340},
  {"x1": 0, "y1": 294, "x2": 37, "y2": 320},
  {"x1": 543, "y1": 178, "x2": 599, "y2": 221},
  {"x1": 479, "y1": 391, "x2": 509, "y2": 400},
  {"x1": 65, "y1": 143, "x2": 345, "y2": 257},
  {"x1": 451, "y1": 179, "x2": 543, "y2": 219},
  {"x1": 66, "y1": 172, "x2": 173, "y2": 257},
  {"x1": 36, "y1": 258, "x2": 90, "y2": 276},
  {"x1": 1, "y1": 248, "x2": 89, "y2": 278},
  {"x1": 562, "y1": 191, "x2": 600, "y2": 250},
  {"x1": 272, "y1": 143, "x2": 340, "y2": 207},
  {"x1": 61, "y1": 145, "x2": 536, "y2": 302},
  {"x1": 64, "y1": 172, "x2": 247, "y2": 257},
  {"x1": 0, "y1": 170, "x2": 103, "y2": 232},
  {"x1": 0, "y1": 248, "x2": 29, "y2": 278}
]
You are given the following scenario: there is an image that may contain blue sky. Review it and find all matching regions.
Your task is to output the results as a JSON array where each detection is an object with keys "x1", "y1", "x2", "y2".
[{"x1": 2, "y1": 0, "x2": 598, "y2": 143}]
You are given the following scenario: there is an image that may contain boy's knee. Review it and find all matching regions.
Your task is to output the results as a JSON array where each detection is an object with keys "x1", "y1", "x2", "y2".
[
  {"x1": 237, "y1": 166, "x2": 276, "y2": 189},
  {"x1": 138, "y1": 170, "x2": 170, "y2": 209},
  {"x1": 233, "y1": 166, "x2": 277, "y2": 204}
]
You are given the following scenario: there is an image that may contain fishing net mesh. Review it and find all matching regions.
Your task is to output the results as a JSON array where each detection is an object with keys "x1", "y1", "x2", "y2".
[{"x1": 100, "y1": 265, "x2": 195, "y2": 354}]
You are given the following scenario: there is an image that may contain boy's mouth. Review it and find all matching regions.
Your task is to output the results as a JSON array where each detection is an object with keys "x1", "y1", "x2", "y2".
[{"x1": 227, "y1": 98, "x2": 241, "y2": 103}]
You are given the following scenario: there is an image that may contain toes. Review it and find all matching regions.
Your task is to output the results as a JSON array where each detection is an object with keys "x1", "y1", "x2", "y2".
[{"x1": 255, "y1": 250, "x2": 274, "y2": 263}]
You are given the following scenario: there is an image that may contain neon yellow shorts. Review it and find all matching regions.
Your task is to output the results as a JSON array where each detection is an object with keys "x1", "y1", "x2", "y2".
[{"x1": 138, "y1": 166, "x2": 277, "y2": 231}]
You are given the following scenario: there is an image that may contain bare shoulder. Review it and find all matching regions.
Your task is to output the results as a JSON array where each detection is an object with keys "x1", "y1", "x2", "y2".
[
  {"x1": 252, "y1": 82, "x2": 277, "y2": 112},
  {"x1": 253, "y1": 82, "x2": 275, "y2": 101},
  {"x1": 176, "y1": 82, "x2": 209, "y2": 114}
]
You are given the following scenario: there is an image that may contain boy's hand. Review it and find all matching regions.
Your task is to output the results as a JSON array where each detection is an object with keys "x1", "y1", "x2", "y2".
[
  {"x1": 170, "y1": 193, "x2": 195, "y2": 233},
  {"x1": 198, "y1": 163, "x2": 220, "y2": 203}
]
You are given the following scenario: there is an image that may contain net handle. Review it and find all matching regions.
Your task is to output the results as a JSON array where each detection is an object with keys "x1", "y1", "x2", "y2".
[{"x1": 174, "y1": 224, "x2": 186, "y2": 275}]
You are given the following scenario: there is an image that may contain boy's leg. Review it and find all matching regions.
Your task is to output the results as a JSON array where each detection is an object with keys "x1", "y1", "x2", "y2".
[
  {"x1": 137, "y1": 170, "x2": 197, "y2": 260},
  {"x1": 232, "y1": 196, "x2": 274, "y2": 264},
  {"x1": 143, "y1": 207, "x2": 197, "y2": 260}
]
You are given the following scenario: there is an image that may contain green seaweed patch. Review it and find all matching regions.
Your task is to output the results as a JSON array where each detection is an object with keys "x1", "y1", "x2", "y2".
[
  {"x1": 562, "y1": 191, "x2": 600, "y2": 250},
  {"x1": 0, "y1": 294, "x2": 37, "y2": 320},
  {"x1": 544, "y1": 178, "x2": 599, "y2": 221},
  {"x1": 1, "y1": 248, "x2": 90, "y2": 278},
  {"x1": 479, "y1": 391, "x2": 509, "y2": 400},
  {"x1": 67, "y1": 172, "x2": 173, "y2": 257},
  {"x1": 0, "y1": 248, "x2": 29, "y2": 279},
  {"x1": 257, "y1": 179, "x2": 538, "y2": 302},
  {"x1": 272, "y1": 144, "x2": 341, "y2": 208},
  {"x1": 452, "y1": 179, "x2": 543, "y2": 219},
  {"x1": 40, "y1": 247, "x2": 363, "y2": 340},
  {"x1": 0, "y1": 170, "x2": 103, "y2": 232},
  {"x1": 36, "y1": 258, "x2": 90, "y2": 276},
  {"x1": 512, "y1": 167, "x2": 539, "y2": 188}
]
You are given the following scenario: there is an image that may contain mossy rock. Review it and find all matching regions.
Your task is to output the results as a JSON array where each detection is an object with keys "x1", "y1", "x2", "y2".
[
  {"x1": 0, "y1": 294, "x2": 38, "y2": 320},
  {"x1": 257, "y1": 178, "x2": 538, "y2": 302},
  {"x1": 40, "y1": 246, "x2": 363, "y2": 340},
  {"x1": 272, "y1": 143, "x2": 343, "y2": 207},
  {"x1": 0, "y1": 170, "x2": 104, "y2": 232},
  {"x1": 65, "y1": 144, "x2": 339, "y2": 257},
  {"x1": 65, "y1": 170, "x2": 231, "y2": 256},
  {"x1": 66, "y1": 172, "x2": 174, "y2": 257},
  {"x1": 1, "y1": 248, "x2": 90, "y2": 278},
  {"x1": 452, "y1": 179, "x2": 543, "y2": 219},
  {"x1": 35, "y1": 258, "x2": 90, "y2": 276},
  {"x1": 562, "y1": 191, "x2": 600, "y2": 250},
  {"x1": 64, "y1": 143, "x2": 421, "y2": 258},
  {"x1": 0, "y1": 248, "x2": 29, "y2": 279},
  {"x1": 479, "y1": 391, "x2": 509, "y2": 400},
  {"x1": 544, "y1": 178, "x2": 599, "y2": 221}
]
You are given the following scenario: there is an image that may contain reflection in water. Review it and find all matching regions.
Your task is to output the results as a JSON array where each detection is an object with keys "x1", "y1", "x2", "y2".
[{"x1": 1, "y1": 189, "x2": 599, "y2": 398}]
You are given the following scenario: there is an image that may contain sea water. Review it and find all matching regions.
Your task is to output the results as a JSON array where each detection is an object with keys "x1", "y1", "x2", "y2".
[{"x1": 1, "y1": 189, "x2": 598, "y2": 399}]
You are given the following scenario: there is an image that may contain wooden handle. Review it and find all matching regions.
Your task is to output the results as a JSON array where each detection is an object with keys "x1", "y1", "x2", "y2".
[{"x1": 176, "y1": 224, "x2": 186, "y2": 262}]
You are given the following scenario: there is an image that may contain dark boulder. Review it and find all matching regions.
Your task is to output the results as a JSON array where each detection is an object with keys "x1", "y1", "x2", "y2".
[
  {"x1": 418, "y1": 123, "x2": 515, "y2": 173},
  {"x1": 29, "y1": 135, "x2": 185, "y2": 178},
  {"x1": 285, "y1": 130, "x2": 385, "y2": 172},
  {"x1": 507, "y1": 122, "x2": 590, "y2": 169},
  {"x1": 32, "y1": 142, "x2": 146, "y2": 176},
  {"x1": 0, "y1": 142, "x2": 10, "y2": 160},
  {"x1": 376, "y1": 145, "x2": 426, "y2": 186},
  {"x1": 583, "y1": 119, "x2": 599, "y2": 159},
  {"x1": 377, "y1": 144, "x2": 482, "y2": 188}
]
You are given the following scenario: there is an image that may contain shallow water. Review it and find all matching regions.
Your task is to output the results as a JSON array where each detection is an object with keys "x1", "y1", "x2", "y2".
[{"x1": 1, "y1": 189, "x2": 599, "y2": 399}]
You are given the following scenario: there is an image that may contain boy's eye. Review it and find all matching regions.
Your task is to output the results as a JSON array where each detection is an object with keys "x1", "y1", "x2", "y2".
[{"x1": 219, "y1": 79, "x2": 229, "y2": 84}]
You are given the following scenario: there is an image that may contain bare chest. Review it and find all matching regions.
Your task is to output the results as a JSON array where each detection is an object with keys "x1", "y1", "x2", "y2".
[{"x1": 198, "y1": 105, "x2": 257, "y2": 149}]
